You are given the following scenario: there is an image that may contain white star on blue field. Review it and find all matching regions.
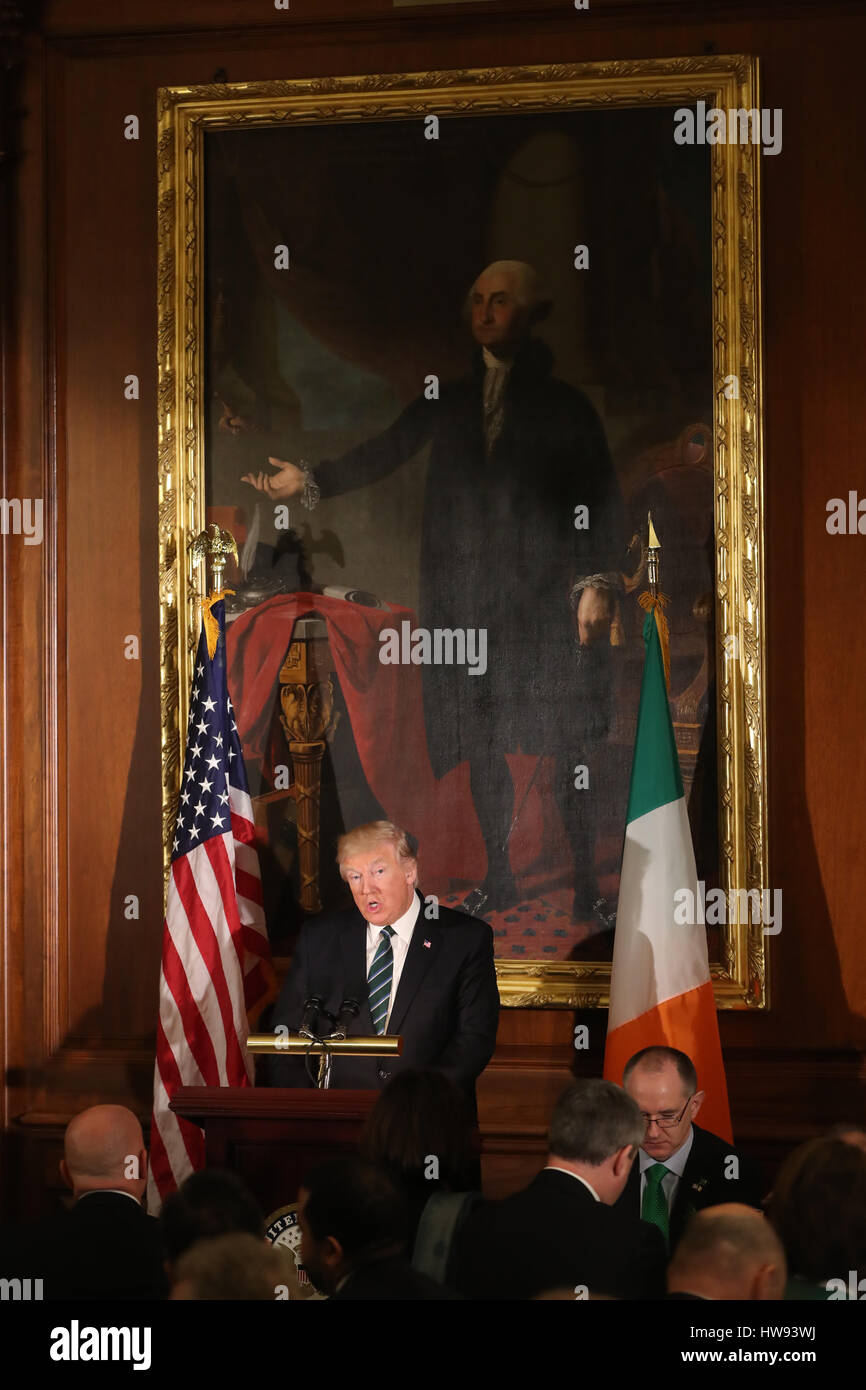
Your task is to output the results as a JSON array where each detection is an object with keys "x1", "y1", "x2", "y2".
[{"x1": 172, "y1": 601, "x2": 250, "y2": 861}]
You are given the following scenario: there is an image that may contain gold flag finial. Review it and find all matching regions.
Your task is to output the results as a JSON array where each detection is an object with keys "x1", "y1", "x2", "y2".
[
  {"x1": 638, "y1": 511, "x2": 671, "y2": 691},
  {"x1": 189, "y1": 523, "x2": 238, "y2": 592},
  {"x1": 189, "y1": 525, "x2": 238, "y2": 657}
]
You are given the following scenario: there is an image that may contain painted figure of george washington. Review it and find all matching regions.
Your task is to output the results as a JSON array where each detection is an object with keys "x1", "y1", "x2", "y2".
[{"x1": 244, "y1": 261, "x2": 624, "y2": 923}]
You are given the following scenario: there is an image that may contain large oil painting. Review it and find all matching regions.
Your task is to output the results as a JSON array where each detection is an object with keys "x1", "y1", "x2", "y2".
[{"x1": 157, "y1": 59, "x2": 768, "y2": 1006}]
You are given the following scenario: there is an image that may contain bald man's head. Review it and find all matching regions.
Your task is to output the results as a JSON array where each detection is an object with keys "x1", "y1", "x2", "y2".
[
  {"x1": 828, "y1": 1124, "x2": 866, "y2": 1155},
  {"x1": 668, "y1": 1204, "x2": 786, "y2": 1301},
  {"x1": 61, "y1": 1105, "x2": 147, "y2": 1202}
]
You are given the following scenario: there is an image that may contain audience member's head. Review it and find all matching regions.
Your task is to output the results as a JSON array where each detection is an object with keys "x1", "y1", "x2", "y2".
[
  {"x1": 361, "y1": 1069, "x2": 476, "y2": 1197},
  {"x1": 298, "y1": 1158, "x2": 409, "y2": 1295},
  {"x1": 60, "y1": 1105, "x2": 147, "y2": 1202},
  {"x1": 827, "y1": 1123, "x2": 866, "y2": 1155},
  {"x1": 547, "y1": 1079, "x2": 644, "y2": 1204},
  {"x1": 623, "y1": 1046, "x2": 704, "y2": 1161},
  {"x1": 161, "y1": 1169, "x2": 264, "y2": 1275},
  {"x1": 170, "y1": 1233, "x2": 286, "y2": 1300},
  {"x1": 667, "y1": 1204, "x2": 787, "y2": 1300},
  {"x1": 767, "y1": 1137, "x2": 866, "y2": 1287}
]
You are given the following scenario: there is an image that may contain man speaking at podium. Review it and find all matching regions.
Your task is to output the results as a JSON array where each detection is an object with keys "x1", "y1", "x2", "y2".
[{"x1": 266, "y1": 822, "x2": 500, "y2": 1106}]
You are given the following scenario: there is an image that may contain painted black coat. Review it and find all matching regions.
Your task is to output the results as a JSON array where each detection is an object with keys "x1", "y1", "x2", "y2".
[{"x1": 315, "y1": 339, "x2": 624, "y2": 777}]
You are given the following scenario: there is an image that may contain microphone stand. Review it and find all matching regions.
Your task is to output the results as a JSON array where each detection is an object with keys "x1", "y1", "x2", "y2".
[
  {"x1": 318, "y1": 1040, "x2": 333, "y2": 1090},
  {"x1": 319, "y1": 998, "x2": 362, "y2": 1089}
]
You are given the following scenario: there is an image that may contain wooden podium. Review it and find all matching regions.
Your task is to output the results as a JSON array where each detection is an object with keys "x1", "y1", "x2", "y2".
[{"x1": 171, "y1": 1086, "x2": 379, "y2": 1218}]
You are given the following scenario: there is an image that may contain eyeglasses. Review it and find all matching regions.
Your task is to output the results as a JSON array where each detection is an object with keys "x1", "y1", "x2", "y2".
[{"x1": 640, "y1": 1096, "x2": 693, "y2": 1132}]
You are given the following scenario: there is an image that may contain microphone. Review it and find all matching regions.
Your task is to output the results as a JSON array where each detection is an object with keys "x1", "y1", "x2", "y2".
[
  {"x1": 299, "y1": 995, "x2": 325, "y2": 1041},
  {"x1": 331, "y1": 989, "x2": 364, "y2": 1040}
]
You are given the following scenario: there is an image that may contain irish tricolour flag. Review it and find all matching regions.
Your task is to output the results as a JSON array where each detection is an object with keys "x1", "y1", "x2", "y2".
[{"x1": 603, "y1": 609, "x2": 732, "y2": 1143}]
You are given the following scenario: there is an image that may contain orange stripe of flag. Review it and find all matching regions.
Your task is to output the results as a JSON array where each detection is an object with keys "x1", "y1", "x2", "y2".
[{"x1": 604, "y1": 980, "x2": 733, "y2": 1145}]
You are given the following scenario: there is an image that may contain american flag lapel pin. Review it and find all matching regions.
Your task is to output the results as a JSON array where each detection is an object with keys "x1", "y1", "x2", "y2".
[{"x1": 423, "y1": 939, "x2": 431, "y2": 949}]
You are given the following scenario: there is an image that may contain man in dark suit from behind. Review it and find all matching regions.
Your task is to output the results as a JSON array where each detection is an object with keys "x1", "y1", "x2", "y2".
[
  {"x1": 298, "y1": 1157, "x2": 459, "y2": 1299},
  {"x1": 453, "y1": 1079, "x2": 667, "y2": 1300},
  {"x1": 26, "y1": 1104, "x2": 168, "y2": 1300},
  {"x1": 666, "y1": 1204, "x2": 787, "y2": 1300},
  {"x1": 266, "y1": 821, "x2": 500, "y2": 1107},
  {"x1": 615, "y1": 1046, "x2": 765, "y2": 1250}
]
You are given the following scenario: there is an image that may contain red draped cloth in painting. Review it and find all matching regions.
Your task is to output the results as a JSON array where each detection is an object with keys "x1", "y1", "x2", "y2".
[{"x1": 224, "y1": 593, "x2": 490, "y2": 886}]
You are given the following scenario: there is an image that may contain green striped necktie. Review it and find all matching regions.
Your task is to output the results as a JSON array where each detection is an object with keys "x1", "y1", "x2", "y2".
[{"x1": 368, "y1": 926, "x2": 395, "y2": 1035}]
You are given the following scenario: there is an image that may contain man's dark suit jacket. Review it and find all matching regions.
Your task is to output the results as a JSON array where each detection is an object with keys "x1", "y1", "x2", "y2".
[
  {"x1": 331, "y1": 1256, "x2": 460, "y2": 1301},
  {"x1": 452, "y1": 1168, "x2": 667, "y2": 1301},
  {"x1": 19, "y1": 1191, "x2": 168, "y2": 1300},
  {"x1": 265, "y1": 892, "x2": 500, "y2": 1104},
  {"x1": 615, "y1": 1122, "x2": 765, "y2": 1250}
]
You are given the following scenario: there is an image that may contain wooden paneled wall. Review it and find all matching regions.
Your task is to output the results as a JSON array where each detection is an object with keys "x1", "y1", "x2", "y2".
[{"x1": 2, "y1": 0, "x2": 865, "y2": 1220}]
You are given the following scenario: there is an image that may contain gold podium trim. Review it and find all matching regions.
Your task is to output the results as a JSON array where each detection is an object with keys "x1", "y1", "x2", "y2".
[{"x1": 246, "y1": 1032, "x2": 402, "y2": 1056}]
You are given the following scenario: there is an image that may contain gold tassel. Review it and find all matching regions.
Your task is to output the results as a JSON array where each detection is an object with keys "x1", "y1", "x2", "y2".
[
  {"x1": 200, "y1": 589, "x2": 235, "y2": 660},
  {"x1": 638, "y1": 590, "x2": 671, "y2": 691},
  {"x1": 609, "y1": 598, "x2": 624, "y2": 647}
]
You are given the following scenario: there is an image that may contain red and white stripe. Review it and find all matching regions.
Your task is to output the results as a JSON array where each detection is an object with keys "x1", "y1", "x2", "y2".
[{"x1": 148, "y1": 787, "x2": 271, "y2": 1208}]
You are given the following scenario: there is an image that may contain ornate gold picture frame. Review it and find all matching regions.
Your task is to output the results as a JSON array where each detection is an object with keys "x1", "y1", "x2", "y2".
[{"x1": 157, "y1": 57, "x2": 767, "y2": 1009}]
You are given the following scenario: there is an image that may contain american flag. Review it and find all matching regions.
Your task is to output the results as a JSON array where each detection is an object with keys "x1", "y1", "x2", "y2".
[{"x1": 148, "y1": 597, "x2": 273, "y2": 1207}]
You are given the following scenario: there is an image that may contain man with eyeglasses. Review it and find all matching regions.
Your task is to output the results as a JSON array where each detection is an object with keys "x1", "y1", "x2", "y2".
[{"x1": 615, "y1": 1045, "x2": 765, "y2": 1250}]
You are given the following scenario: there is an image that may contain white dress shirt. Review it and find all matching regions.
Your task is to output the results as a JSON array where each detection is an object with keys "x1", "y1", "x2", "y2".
[
  {"x1": 638, "y1": 1126, "x2": 695, "y2": 1213},
  {"x1": 544, "y1": 1166, "x2": 601, "y2": 1202},
  {"x1": 365, "y1": 893, "x2": 421, "y2": 1031}
]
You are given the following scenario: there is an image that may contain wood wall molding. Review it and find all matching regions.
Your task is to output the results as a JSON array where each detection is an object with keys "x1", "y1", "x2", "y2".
[
  {"x1": 37, "y1": 0, "x2": 866, "y2": 44},
  {"x1": 1, "y1": 11, "x2": 48, "y2": 1151},
  {"x1": 42, "y1": 42, "x2": 66, "y2": 1063}
]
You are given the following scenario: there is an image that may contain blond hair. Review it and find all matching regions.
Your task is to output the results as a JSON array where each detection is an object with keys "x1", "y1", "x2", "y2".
[
  {"x1": 173, "y1": 1233, "x2": 286, "y2": 1301},
  {"x1": 336, "y1": 821, "x2": 418, "y2": 878}
]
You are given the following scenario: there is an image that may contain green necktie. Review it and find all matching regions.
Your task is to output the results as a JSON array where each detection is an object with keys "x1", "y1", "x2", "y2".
[{"x1": 642, "y1": 1162, "x2": 670, "y2": 1244}]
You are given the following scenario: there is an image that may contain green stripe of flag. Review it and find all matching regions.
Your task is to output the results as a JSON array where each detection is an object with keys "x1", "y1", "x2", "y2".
[{"x1": 625, "y1": 611, "x2": 684, "y2": 825}]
